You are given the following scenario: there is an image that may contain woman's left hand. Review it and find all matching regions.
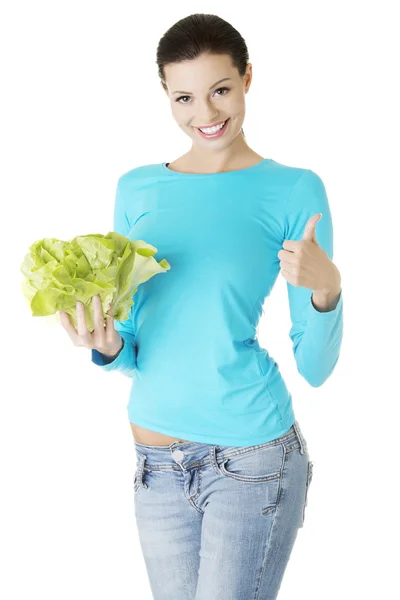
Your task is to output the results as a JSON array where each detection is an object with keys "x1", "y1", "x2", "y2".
[{"x1": 278, "y1": 213, "x2": 341, "y2": 294}]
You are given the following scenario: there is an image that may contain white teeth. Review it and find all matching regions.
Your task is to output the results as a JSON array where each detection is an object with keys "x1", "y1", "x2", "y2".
[{"x1": 199, "y1": 120, "x2": 226, "y2": 134}]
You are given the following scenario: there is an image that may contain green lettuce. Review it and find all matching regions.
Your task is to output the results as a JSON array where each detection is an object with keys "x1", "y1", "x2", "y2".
[{"x1": 20, "y1": 232, "x2": 171, "y2": 332}]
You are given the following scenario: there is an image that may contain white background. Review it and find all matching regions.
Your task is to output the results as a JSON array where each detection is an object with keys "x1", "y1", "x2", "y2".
[{"x1": 2, "y1": 1, "x2": 399, "y2": 598}]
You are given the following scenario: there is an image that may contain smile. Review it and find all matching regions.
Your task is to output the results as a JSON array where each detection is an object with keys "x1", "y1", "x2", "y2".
[{"x1": 195, "y1": 118, "x2": 230, "y2": 139}]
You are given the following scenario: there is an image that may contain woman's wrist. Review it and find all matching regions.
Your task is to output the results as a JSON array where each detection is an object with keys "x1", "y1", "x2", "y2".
[{"x1": 101, "y1": 337, "x2": 124, "y2": 359}]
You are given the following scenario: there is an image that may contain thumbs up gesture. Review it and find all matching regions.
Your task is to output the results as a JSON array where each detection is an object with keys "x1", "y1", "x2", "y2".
[{"x1": 278, "y1": 213, "x2": 341, "y2": 296}]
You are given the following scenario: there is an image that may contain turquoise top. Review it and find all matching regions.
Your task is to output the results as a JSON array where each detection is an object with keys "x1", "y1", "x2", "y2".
[{"x1": 92, "y1": 158, "x2": 343, "y2": 446}]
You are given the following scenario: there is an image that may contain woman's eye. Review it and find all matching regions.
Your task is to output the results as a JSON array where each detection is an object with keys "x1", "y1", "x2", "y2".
[
  {"x1": 176, "y1": 95, "x2": 190, "y2": 104},
  {"x1": 175, "y1": 87, "x2": 230, "y2": 104},
  {"x1": 214, "y1": 87, "x2": 229, "y2": 97}
]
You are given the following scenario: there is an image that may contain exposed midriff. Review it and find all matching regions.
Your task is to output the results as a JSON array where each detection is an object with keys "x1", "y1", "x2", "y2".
[{"x1": 130, "y1": 422, "x2": 192, "y2": 446}]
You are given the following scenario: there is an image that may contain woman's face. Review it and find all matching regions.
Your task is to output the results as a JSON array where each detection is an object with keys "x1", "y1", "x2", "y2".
[{"x1": 163, "y1": 53, "x2": 252, "y2": 149}]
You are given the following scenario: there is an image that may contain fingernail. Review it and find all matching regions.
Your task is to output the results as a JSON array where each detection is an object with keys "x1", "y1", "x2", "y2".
[{"x1": 77, "y1": 302, "x2": 83, "y2": 308}]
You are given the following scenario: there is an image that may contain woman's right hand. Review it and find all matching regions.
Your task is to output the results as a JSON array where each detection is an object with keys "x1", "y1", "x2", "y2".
[{"x1": 59, "y1": 295, "x2": 123, "y2": 357}]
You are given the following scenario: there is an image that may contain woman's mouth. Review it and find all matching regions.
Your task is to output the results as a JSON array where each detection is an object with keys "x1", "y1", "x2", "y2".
[{"x1": 195, "y1": 118, "x2": 230, "y2": 139}]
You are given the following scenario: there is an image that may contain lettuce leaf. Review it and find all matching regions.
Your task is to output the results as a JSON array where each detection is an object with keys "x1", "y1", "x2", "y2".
[{"x1": 20, "y1": 231, "x2": 171, "y2": 332}]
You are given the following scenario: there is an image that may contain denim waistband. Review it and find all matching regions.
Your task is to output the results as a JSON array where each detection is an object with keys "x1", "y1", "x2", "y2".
[{"x1": 133, "y1": 419, "x2": 308, "y2": 472}]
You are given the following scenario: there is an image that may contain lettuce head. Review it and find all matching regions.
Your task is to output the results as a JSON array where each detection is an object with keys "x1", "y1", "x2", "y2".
[{"x1": 20, "y1": 232, "x2": 171, "y2": 332}]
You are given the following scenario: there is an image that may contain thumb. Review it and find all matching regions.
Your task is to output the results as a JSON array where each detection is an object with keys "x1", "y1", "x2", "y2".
[{"x1": 302, "y1": 213, "x2": 322, "y2": 242}]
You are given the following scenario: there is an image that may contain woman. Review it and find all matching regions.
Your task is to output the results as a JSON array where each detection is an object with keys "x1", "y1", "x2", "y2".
[{"x1": 61, "y1": 13, "x2": 343, "y2": 600}]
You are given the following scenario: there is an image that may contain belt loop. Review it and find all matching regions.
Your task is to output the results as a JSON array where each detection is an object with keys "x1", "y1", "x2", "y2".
[
  {"x1": 209, "y1": 445, "x2": 223, "y2": 475},
  {"x1": 293, "y1": 420, "x2": 305, "y2": 455}
]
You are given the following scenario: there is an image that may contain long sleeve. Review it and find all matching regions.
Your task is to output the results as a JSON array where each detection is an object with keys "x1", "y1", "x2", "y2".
[
  {"x1": 91, "y1": 176, "x2": 138, "y2": 377},
  {"x1": 284, "y1": 169, "x2": 343, "y2": 387}
]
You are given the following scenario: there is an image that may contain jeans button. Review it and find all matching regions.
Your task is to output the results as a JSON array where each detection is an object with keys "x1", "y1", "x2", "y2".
[{"x1": 172, "y1": 449, "x2": 185, "y2": 462}]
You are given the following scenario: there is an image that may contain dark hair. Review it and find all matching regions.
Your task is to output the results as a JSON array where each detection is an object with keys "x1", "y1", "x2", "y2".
[{"x1": 156, "y1": 13, "x2": 249, "y2": 138}]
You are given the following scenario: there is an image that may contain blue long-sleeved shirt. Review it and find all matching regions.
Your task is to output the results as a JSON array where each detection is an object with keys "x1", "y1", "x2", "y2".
[{"x1": 92, "y1": 158, "x2": 343, "y2": 446}]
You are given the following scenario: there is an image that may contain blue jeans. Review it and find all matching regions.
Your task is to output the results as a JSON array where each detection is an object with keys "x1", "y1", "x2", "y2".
[{"x1": 133, "y1": 420, "x2": 314, "y2": 600}]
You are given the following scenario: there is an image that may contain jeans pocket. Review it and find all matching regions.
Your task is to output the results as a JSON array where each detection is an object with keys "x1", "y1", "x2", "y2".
[
  {"x1": 218, "y1": 442, "x2": 284, "y2": 484},
  {"x1": 301, "y1": 460, "x2": 314, "y2": 526}
]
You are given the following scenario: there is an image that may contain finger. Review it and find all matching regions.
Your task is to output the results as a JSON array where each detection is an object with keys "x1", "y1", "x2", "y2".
[
  {"x1": 59, "y1": 310, "x2": 80, "y2": 345},
  {"x1": 76, "y1": 301, "x2": 91, "y2": 343},
  {"x1": 105, "y1": 301, "x2": 116, "y2": 342},
  {"x1": 92, "y1": 295, "x2": 106, "y2": 341},
  {"x1": 93, "y1": 295, "x2": 105, "y2": 328}
]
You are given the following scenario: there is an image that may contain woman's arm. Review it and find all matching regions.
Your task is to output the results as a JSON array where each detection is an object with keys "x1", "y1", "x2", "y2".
[
  {"x1": 284, "y1": 169, "x2": 344, "y2": 387},
  {"x1": 91, "y1": 175, "x2": 138, "y2": 378}
]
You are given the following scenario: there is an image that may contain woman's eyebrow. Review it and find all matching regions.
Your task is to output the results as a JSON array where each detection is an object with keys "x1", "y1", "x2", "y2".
[{"x1": 172, "y1": 77, "x2": 232, "y2": 95}]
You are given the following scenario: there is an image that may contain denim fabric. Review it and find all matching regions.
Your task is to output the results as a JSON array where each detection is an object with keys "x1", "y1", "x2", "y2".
[{"x1": 132, "y1": 420, "x2": 314, "y2": 599}]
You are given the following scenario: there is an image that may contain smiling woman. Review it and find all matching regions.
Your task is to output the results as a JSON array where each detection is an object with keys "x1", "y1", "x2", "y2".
[{"x1": 89, "y1": 11, "x2": 343, "y2": 600}]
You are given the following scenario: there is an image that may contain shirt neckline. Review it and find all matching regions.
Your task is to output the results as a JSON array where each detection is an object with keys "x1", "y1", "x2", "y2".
[{"x1": 161, "y1": 158, "x2": 272, "y2": 176}]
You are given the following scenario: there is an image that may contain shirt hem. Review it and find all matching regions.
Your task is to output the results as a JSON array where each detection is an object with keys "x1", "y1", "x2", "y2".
[{"x1": 128, "y1": 414, "x2": 296, "y2": 447}]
